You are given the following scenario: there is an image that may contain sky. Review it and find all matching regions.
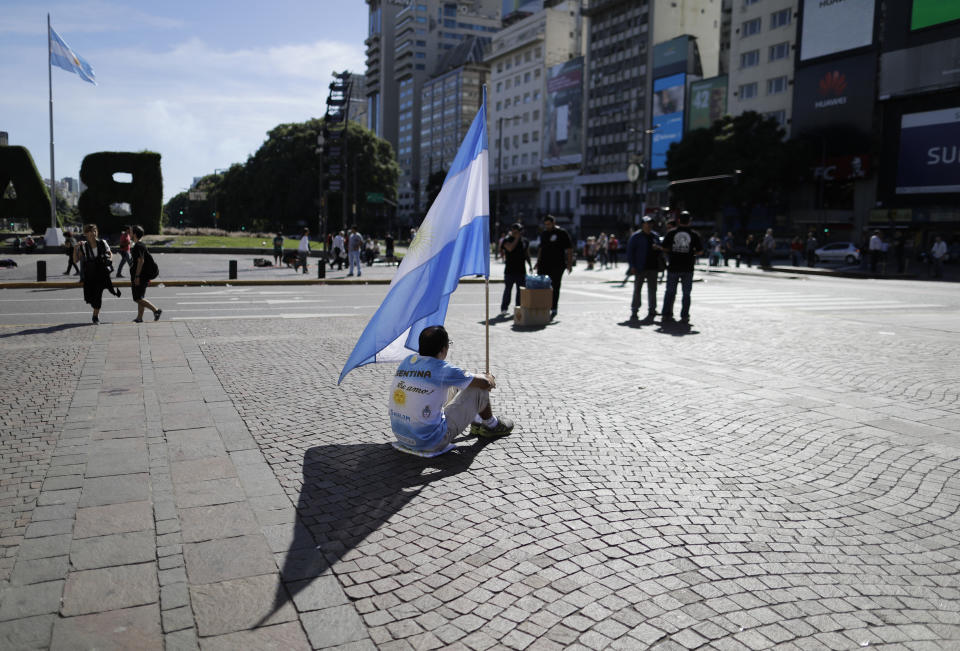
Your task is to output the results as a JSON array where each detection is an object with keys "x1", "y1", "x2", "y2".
[{"x1": 1, "y1": 0, "x2": 368, "y2": 203}]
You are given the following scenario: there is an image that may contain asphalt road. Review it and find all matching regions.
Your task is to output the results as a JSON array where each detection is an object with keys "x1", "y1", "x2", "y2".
[{"x1": 1, "y1": 269, "x2": 957, "y2": 334}]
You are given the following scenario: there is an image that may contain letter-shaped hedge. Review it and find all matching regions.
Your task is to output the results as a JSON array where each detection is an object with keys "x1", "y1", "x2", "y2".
[
  {"x1": 79, "y1": 151, "x2": 163, "y2": 234},
  {"x1": 0, "y1": 146, "x2": 54, "y2": 233}
]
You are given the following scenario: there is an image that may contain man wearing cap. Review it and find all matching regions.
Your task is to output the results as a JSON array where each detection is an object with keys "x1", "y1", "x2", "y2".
[
  {"x1": 626, "y1": 216, "x2": 661, "y2": 322},
  {"x1": 500, "y1": 222, "x2": 532, "y2": 315},
  {"x1": 660, "y1": 211, "x2": 703, "y2": 324},
  {"x1": 535, "y1": 215, "x2": 573, "y2": 318}
]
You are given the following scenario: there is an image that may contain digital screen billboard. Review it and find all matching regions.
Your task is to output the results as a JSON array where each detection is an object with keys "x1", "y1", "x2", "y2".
[
  {"x1": 688, "y1": 76, "x2": 727, "y2": 131},
  {"x1": 896, "y1": 107, "x2": 960, "y2": 194},
  {"x1": 800, "y1": 0, "x2": 876, "y2": 61},
  {"x1": 543, "y1": 57, "x2": 583, "y2": 167},
  {"x1": 911, "y1": 0, "x2": 960, "y2": 30},
  {"x1": 791, "y1": 53, "x2": 876, "y2": 139},
  {"x1": 651, "y1": 73, "x2": 685, "y2": 171},
  {"x1": 879, "y1": 37, "x2": 960, "y2": 99}
]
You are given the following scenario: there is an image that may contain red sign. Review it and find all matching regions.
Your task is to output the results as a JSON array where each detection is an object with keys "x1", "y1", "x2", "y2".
[{"x1": 813, "y1": 154, "x2": 871, "y2": 181}]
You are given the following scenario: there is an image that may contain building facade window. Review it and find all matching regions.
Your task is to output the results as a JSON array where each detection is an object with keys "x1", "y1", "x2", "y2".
[
  {"x1": 742, "y1": 18, "x2": 761, "y2": 37},
  {"x1": 769, "y1": 41, "x2": 790, "y2": 61},
  {"x1": 770, "y1": 9, "x2": 791, "y2": 28},
  {"x1": 738, "y1": 82, "x2": 758, "y2": 99},
  {"x1": 767, "y1": 75, "x2": 788, "y2": 94},
  {"x1": 740, "y1": 49, "x2": 760, "y2": 68}
]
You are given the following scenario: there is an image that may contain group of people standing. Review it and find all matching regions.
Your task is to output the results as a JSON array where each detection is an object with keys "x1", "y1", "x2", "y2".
[
  {"x1": 271, "y1": 227, "x2": 376, "y2": 277},
  {"x1": 63, "y1": 224, "x2": 162, "y2": 324}
]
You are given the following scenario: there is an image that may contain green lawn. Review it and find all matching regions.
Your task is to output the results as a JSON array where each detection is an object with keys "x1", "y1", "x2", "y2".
[{"x1": 143, "y1": 235, "x2": 282, "y2": 248}]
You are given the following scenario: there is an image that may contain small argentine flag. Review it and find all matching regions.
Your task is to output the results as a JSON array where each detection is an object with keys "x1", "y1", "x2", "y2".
[
  {"x1": 339, "y1": 94, "x2": 490, "y2": 384},
  {"x1": 50, "y1": 25, "x2": 96, "y2": 85}
]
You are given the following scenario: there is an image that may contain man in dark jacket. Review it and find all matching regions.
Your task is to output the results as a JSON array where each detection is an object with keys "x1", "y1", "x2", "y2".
[
  {"x1": 535, "y1": 215, "x2": 573, "y2": 318},
  {"x1": 660, "y1": 211, "x2": 703, "y2": 324},
  {"x1": 626, "y1": 217, "x2": 661, "y2": 322},
  {"x1": 500, "y1": 223, "x2": 532, "y2": 314}
]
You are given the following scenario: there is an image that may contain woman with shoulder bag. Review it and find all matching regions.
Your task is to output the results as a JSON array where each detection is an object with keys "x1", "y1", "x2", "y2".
[
  {"x1": 76, "y1": 223, "x2": 121, "y2": 324},
  {"x1": 129, "y1": 225, "x2": 162, "y2": 323}
]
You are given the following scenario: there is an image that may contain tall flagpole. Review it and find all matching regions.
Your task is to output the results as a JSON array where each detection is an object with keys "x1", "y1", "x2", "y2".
[
  {"x1": 483, "y1": 85, "x2": 490, "y2": 376},
  {"x1": 47, "y1": 14, "x2": 57, "y2": 231}
]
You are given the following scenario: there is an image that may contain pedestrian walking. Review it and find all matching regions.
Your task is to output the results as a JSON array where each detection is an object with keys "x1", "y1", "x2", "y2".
[
  {"x1": 742, "y1": 234, "x2": 756, "y2": 268},
  {"x1": 806, "y1": 231, "x2": 818, "y2": 267},
  {"x1": 761, "y1": 228, "x2": 775, "y2": 268},
  {"x1": 332, "y1": 230, "x2": 345, "y2": 270},
  {"x1": 62, "y1": 231, "x2": 80, "y2": 275},
  {"x1": 76, "y1": 223, "x2": 120, "y2": 324},
  {"x1": 790, "y1": 236, "x2": 803, "y2": 266},
  {"x1": 584, "y1": 236, "x2": 597, "y2": 270},
  {"x1": 597, "y1": 232, "x2": 609, "y2": 269},
  {"x1": 129, "y1": 225, "x2": 162, "y2": 323},
  {"x1": 500, "y1": 222, "x2": 532, "y2": 315},
  {"x1": 347, "y1": 227, "x2": 363, "y2": 277},
  {"x1": 297, "y1": 228, "x2": 310, "y2": 274},
  {"x1": 626, "y1": 216, "x2": 660, "y2": 322},
  {"x1": 115, "y1": 226, "x2": 132, "y2": 277},
  {"x1": 608, "y1": 234, "x2": 620, "y2": 268},
  {"x1": 389, "y1": 325, "x2": 514, "y2": 455},
  {"x1": 535, "y1": 215, "x2": 573, "y2": 319},
  {"x1": 659, "y1": 219, "x2": 676, "y2": 281},
  {"x1": 722, "y1": 232, "x2": 735, "y2": 267},
  {"x1": 660, "y1": 211, "x2": 703, "y2": 324},
  {"x1": 869, "y1": 230, "x2": 883, "y2": 273},
  {"x1": 385, "y1": 233, "x2": 395, "y2": 260},
  {"x1": 931, "y1": 235, "x2": 947, "y2": 278},
  {"x1": 707, "y1": 233, "x2": 723, "y2": 266},
  {"x1": 272, "y1": 233, "x2": 284, "y2": 266}
]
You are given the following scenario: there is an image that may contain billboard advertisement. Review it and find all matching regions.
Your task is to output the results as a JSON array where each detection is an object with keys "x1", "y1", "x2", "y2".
[
  {"x1": 791, "y1": 53, "x2": 876, "y2": 138},
  {"x1": 911, "y1": 0, "x2": 960, "y2": 30},
  {"x1": 651, "y1": 73, "x2": 685, "y2": 171},
  {"x1": 896, "y1": 107, "x2": 960, "y2": 194},
  {"x1": 688, "y1": 76, "x2": 728, "y2": 131},
  {"x1": 653, "y1": 36, "x2": 690, "y2": 78},
  {"x1": 879, "y1": 37, "x2": 960, "y2": 99},
  {"x1": 800, "y1": 0, "x2": 876, "y2": 61},
  {"x1": 543, "y1": 57, "x2": 583, "y2": 167}
]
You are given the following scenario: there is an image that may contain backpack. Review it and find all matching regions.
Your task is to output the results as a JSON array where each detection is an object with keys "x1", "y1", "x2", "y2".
[{"x1": 141, "y1": 249, "x2": 159, "y2": 280}]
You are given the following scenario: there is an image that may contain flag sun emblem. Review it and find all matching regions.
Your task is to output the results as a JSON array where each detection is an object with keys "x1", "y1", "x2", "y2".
[{"x1": 393, "y1": 388, "x2": 406, "y2": 405}]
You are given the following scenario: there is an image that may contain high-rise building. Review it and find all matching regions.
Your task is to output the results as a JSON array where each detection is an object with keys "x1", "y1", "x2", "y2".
[
  {"x1": 727, "y1": 0, "x2": 798, "y2": 133},
  {"x1": 487, "y1": 0, "x2": 583, "y2": 226},
  {"x1": 365, "y1": 0, "x2": 402, "y2": 147},
  {"x1": 653, "y1": 0, "x2": 725, "y2": 77},
  {"x1": 381, "y1": 1, "x2": 501, "y2": 222},
  {"x1": 577, "y1": 0, "x2": 653, "y2": 234},
  {"x1": 419, "y1": 37, "x2": 490, "y2": 210}
]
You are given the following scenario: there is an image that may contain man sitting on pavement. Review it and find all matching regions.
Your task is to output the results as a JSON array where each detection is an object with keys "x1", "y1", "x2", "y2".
[{"x1": 389, "y1": 326, "x2": 514, "y2": 454}]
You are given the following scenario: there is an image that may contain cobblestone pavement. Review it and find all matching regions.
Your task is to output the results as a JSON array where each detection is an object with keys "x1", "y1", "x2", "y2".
[
  {"x1": 190, "y1": 289, "x2": 960, "y2": 650},
  {"x1": 0, "y1": 275, "x2": 958, "y2": 650}
]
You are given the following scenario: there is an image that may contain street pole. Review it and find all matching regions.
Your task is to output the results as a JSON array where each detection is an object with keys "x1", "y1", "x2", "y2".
[{"x1": 497, "y1": 117, "x2": 503, "y2": 233}]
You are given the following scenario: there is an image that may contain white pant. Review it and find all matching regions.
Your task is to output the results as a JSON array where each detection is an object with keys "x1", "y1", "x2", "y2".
[
  {"x1": 348, "y1": 250, "x2": 361, "y2": 275},
  {"x1": 436, "y1": 386, "x2": 489, "y2": 449}
]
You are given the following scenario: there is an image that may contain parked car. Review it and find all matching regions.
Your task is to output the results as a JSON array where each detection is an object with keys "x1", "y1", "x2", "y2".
[{"x1": 814, "y1": 242, "x2": 861, "y2": 265}]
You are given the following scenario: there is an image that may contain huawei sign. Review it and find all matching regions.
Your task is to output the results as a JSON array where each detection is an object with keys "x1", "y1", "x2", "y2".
[{"x1": 815, "y1": 71, "x2": 848, "y2": 108}]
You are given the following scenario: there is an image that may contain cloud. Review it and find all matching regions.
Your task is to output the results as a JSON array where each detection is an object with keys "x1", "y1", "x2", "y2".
[{"x1": 3, "y1": 35, "x2": 365, "y2": 203}]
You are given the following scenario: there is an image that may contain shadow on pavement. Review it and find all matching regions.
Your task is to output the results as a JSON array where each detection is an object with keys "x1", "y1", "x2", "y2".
[
  {"x1": 655, "y1": 321, "x2": 700, "y2": 337},
  {"x1": 0, "y1": 323, "x2": 89, "y2": 338},
  {"x1": 262, "y1": 437, "x2": 492, "y2": 624}
]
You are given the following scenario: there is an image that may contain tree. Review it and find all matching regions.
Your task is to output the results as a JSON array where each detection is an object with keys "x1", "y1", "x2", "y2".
[
  {"x1": 666, "y1": 112, "x2": 806, "y2": 232},
  {"x1": 193, "y1": 119, "x2": 399, "y2": 235}
]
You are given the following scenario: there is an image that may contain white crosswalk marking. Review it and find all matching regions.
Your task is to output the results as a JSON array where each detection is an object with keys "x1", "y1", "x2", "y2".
[{"x1": 566, "y1": 283, "x2": 944, "y2": 313}]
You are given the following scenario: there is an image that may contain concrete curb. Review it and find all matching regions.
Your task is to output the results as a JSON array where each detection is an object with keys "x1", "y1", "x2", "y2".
[{"x1": 0, "y1": 277, "x2": 498, "y2": 290}]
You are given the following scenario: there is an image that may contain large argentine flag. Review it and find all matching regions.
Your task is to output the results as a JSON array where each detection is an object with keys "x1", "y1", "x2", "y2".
[{"x1": 338, "y1": 98, "x2": 490, "y2": 384}]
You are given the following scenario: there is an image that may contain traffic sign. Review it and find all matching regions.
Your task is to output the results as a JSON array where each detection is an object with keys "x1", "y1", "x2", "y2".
[{"x1": 365, "y1": 192, "x2": 384, "y2": 203}]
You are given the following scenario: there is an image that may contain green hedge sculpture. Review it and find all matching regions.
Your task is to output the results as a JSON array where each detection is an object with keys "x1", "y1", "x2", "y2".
[
  {"x1": 0, "y1": 146, "x2": 54, "y2": 233},
  {"x1": 79, "y1": 151, "x2": 163, "y2": 234}
]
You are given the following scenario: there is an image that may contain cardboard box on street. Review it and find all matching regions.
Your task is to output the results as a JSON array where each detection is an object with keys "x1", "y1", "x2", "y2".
[
  {"x1": 514, "y1": 306, "x2": 551, "y2": 326},
  {"x1": 520, "y1": 288, "x2": 552, "y2": 309}
]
